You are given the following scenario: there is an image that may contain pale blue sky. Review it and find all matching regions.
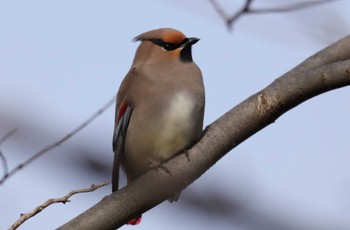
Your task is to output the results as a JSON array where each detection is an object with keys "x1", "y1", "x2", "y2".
[{"x1": 1, "y1": 1, "x2": 350, "y2": 229}]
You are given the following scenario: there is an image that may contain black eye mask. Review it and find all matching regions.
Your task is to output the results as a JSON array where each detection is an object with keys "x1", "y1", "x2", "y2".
[{"x1": 149, "y1": 38, "x2": 189, "y2": 51}]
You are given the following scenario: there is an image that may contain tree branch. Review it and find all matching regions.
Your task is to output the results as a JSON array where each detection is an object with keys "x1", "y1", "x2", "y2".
[
  {"x1": 0, "y1": 128, "x2": 17, "y2": 180},
  {"x1": 57, "y1": 35, "x2": 350, "y2": 230},
  {"x1": 0, "y1": 96, "x2": 115, "y2": 185},
  {"x1": 9, "y1": 181, "x2": 109, "y2": 230},
  {"x1": 209, "y1": 0, "x2": 339, "y2": 29},
  {"x1": 249, "y1": 0, "x2": 340, "y2": 14}
]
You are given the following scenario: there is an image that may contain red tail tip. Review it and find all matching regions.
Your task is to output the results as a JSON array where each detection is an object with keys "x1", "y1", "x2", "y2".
[{"x1": 127, "y1": 217, "x2": 142, "y2": 225}]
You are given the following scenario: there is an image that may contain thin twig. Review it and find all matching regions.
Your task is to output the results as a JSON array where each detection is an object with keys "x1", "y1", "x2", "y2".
[
  {"x1": 209, "y1": 0, "x2": 255, "y2": 29},
  {"x1": 9, "y1": 181, "x2": 110, "y2": 230},
  {"x1": 249, "y1": 0, "x2": 340, "y2": 14},
  {"x1": 0, "y1": 128, "x2": 18, "y2": 181},
  {"x1": 209, "y1": 0, "x2": 339, "y2": 29},
  {"x1": 227, "y1": 0, "x2": 253, "y2": 28},
  {"x1": 0, "y1": 128, "x2": 18, "y2": 145},
  {"x1": 208, "y1": 0, "x2": 231, "y2": 22},
  {"x1": 0, "y1": 95, "x2": 116, "y2": 185}
]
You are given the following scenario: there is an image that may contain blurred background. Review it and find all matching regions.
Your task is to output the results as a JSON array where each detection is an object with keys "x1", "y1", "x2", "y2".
[{"x1": 1, "y1": 0, "x2": 350, "y2": 229}]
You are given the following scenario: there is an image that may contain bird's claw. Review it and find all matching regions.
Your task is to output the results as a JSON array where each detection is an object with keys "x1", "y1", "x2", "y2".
[
  {"x1": 148, "y1": 160, "x2": 172, "y2": 176},
  {"x1": 184, "y1": 149, "x2": 190, "y2": 161}
]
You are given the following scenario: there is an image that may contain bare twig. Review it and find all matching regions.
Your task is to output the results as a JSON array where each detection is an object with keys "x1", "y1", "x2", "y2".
[
  {"x1": 9, "y1": 181, "x2": 110, "y2": 230},
  {"x1": 208, "y1": 0, "x2": 231, "y2": 22},
  {"x1": 250, "y1": 0, "x2": 340, "y2": 14},
  {"x1": 0, "y1": 128, "x2": 17, "y2": 145},
  {"x1": 0, "y1": 128, "x2": 18, "y2": 180},
  {"x1": 209, "y1": 0, "x2": 255, "y2": 29},
  {"x1": 0, "y1": 96, "x2": 116, "y2": 185},
  {"x1": 209, "y1": 0, "x2": 339, "y2": 29}
]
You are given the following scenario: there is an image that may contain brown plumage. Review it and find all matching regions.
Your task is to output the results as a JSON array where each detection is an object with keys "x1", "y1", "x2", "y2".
[{"x1": 112, "y1": 28, "x2": 205, "y2": 225}]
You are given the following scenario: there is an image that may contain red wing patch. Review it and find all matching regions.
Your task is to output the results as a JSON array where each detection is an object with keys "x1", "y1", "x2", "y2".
[{"x1": 117, "y1": 100, "x2": 128, "y2": 124}]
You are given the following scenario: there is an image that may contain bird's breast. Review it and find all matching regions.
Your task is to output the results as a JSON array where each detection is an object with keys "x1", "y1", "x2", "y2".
[
  {"x1": 124, "y1": 91, "x2": 202, "y2": 179},
  {"x1": 165, "y1": 92, "x2": 196, "y2": 127},
  {"x1": 156, "y1": 92, "x2": 198, "y2": 159}
]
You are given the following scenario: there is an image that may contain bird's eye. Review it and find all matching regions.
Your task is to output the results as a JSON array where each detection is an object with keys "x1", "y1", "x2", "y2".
[
  {"x1": 162, "y1": 43, "x2": 173, "y2": 51},
  {"x1": 150, "y1": 39, "x2": 178, "y2": 51}
]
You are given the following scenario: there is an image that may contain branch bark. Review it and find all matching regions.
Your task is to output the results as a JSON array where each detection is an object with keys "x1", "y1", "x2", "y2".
[{"x1": 57, "y1": 35, "x2": 350, "y2": 230}]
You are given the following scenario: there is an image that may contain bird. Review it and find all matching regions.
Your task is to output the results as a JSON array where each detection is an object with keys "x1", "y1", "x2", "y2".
[{"x1": 112, "y1": 28, "x2": 205, "y2": 225}]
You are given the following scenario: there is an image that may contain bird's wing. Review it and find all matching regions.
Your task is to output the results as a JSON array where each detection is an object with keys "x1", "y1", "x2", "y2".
[
  {"x1": 112, "y1": 99, "x2": 133, "y2": 192},
  {"x1": 113, "y1": 101, "x2": 142, "y2": 225}
]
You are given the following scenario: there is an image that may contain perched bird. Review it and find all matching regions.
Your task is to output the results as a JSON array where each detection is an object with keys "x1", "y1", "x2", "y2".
[{"x1": 112, "y1": 28, "x2": 205, "y2": 225}]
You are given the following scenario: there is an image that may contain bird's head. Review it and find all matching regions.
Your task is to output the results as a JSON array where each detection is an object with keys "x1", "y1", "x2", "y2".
[{"x1": 133, "y1": 28, "x2": 199, "y2": 63}]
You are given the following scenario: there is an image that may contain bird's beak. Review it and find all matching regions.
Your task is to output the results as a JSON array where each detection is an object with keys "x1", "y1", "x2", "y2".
[{"x1": 182, "y1": 37, "x2": 200, "y2": 48}]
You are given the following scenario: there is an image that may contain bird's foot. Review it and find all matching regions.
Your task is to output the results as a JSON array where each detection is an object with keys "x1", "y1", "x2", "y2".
[
  {"x1": 184, "y1": 149, "x2": 190, "y2": 161},
  {"x1": 148, "y1": 160, "x2": 172, "y2": 176}
]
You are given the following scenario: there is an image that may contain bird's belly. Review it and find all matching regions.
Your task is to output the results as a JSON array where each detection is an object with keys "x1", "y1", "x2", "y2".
[
  {"x1": 156, "y1": 93, "x2": 196, "y2": 159},
  {"x1": 124, "y1": 92, "x2": 199, "y2": 177}
]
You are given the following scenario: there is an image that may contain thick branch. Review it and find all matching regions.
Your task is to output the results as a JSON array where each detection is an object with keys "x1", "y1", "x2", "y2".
[{"x1": 57, "y1": 35, "x2": 350, "y2": 230}]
